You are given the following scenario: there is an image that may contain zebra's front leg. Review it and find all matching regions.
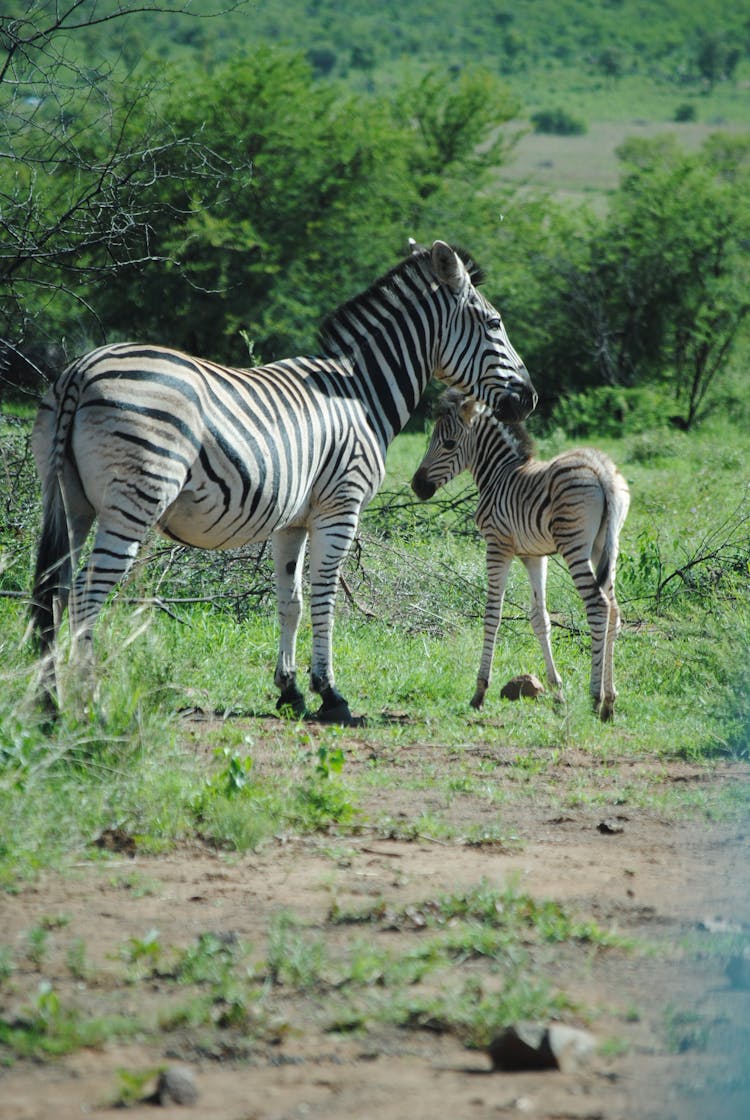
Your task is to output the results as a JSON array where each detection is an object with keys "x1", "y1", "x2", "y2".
[
  {"x1": 271, "y1": 527, "x2": 308, "y2": 717},
  {"x1": 307, "y1": 512, "x2": 359, "y2": 724},
  {"x1": 521, "y1": 555, "x2": 564, "y2": 701},
  {"x1": 471, "y1": 544, "x2": 513, "y2": 709}
]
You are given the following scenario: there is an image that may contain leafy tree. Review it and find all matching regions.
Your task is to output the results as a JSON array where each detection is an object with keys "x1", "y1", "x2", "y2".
[
  {"x1": 525, "y1": 135, "x2": 750, "y2": 428},
  {"x1": 84, "y1": 54, "x2": 521, "y2": 365},
  {"x1": 0, "y1": 0, "x2": 246, "y2": 393},
  {"x1": 695, "y1": 34, "x2": 742, "y2": 91}
]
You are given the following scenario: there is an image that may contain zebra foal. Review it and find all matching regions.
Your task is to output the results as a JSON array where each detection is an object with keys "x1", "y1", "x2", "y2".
[
  {"x1": 411, "y1": 390, "x2": 630, "y2": 720},
  {"x1": 31, "y1": 240, "x2": 536, "y2": 721}
]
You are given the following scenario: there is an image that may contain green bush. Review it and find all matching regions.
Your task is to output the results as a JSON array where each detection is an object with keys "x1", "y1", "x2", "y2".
[
  {"x1": 674, "y1": 102, "x2": 697, "y2": 122},
  {"x1": 530, "y1": 107, "x2": 586, "y2": 135},
  {"x1": 545, "y1": 384, "x2": 671, "y2": 439}
]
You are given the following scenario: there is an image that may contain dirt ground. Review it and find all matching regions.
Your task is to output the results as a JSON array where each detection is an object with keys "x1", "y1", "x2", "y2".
[{"x1": 1, "y1": 726, "x2": 748, "y2": 1120}]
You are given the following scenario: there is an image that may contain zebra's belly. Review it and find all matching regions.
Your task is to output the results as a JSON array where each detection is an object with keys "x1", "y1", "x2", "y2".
[
  {"x1": 482, "y1": 516, "x2": 557, "y2": 558},
  {"x1": 158, "y1": 484, "x2": 308, "y2": 550}
]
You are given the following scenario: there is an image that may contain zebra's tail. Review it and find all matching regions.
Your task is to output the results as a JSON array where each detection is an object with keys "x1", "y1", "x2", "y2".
[
  {"x1": 31, "y1": 475, "x2": 72, "y2": 659},
  {"x1": 594, "y1": 466, "x2": 631, "y2": 589},
  {"x1": 30, "y1": 373, "x2": 78, "y2": 660}
]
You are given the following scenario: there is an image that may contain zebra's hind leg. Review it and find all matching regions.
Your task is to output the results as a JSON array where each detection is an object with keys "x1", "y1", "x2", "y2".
[
  {"x1": 272, "y1": 527, "x2": 308, "y2": 718},
  {"x1": 63, "y1": 518, "x2": 146, "y2": 707},
  {"x1": 306, "y1": 512, "x2": 361, "y2": 725}
]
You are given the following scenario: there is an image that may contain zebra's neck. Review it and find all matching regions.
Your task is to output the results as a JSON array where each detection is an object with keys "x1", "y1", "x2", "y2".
[{"x1": 318, "y1": 257, "x2": 437, "y2": 448}]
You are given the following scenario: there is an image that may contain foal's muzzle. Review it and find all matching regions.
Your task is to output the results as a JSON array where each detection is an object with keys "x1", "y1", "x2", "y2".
[{"x1": 411, "y1": 469, "x2": 435, "y2": 501}]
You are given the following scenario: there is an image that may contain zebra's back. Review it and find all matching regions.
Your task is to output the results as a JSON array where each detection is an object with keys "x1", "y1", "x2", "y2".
[{"x1": 42, "y1": 343, "x2": 385, "y2": 550}]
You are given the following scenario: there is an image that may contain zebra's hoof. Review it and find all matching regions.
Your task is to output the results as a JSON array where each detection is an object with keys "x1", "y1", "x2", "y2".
[
  {"x1": 314, "y1": 700, "x2": 365, "y2": 727},
  {"x1": 599, "y1": 701, "x2": 615, "y2": 723},
  {"x1": 276, "y1": 689, "x2": 306, "y2": 719}
]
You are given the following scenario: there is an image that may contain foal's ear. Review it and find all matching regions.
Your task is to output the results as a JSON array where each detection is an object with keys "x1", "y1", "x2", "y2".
[{"x1": 458, "y1": 397, "x2": 483, "y2": 427}]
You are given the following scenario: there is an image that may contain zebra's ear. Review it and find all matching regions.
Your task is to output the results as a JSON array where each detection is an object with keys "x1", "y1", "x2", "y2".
[
  {"x1": 431, "y1": 240, "x2": 468, "y2": 291},
  {"x1": 407, "y1": 237, "x2": 424, "y2": 255},
  {"x1": 458, "y1": 397, "x2": 483, "y2": 427}
]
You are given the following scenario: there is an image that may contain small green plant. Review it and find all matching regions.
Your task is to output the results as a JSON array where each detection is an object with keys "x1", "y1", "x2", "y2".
[
  {"x1": 266, "y1": 913, "x2": 328, "y2": 990},
  {"x1": 121, "y1": 928, "x2": 163, "y2": 978},
  {"x1": 663, "y1": 1005, "x2": 709, "y2": 1053},
  {"x1": 292, "y1": 742, "x2": 357, "y2": 831},
  {"x1": 66, "y1": 938, "x2": 89, "y2": 982},
  {"x1": 0, "y1": 946, "x2": 14, "y2": 985},
  {"x1": 26, "y1": 925, "x2": 50, "y2": 969},
  {"x1": 0, "y1": 982, "x2": 138, "y2": 1058},
  {"x1": 111, "y1": 1066, "x2": 164, "y2": 1108}
]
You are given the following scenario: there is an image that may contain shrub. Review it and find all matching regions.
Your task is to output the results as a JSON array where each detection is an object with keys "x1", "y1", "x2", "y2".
[
  {"x1": 530, "y1": 107, "x2": 586, "y2": 135},
  {"x1": 545, "y1": 384, "x2": 670, "y2": 439},
  {"x1": 674, "y1": 102, "x2": 697, "y2": 122}
]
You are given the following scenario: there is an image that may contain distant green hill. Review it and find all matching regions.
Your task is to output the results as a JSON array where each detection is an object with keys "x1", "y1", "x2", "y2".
[
  {"x1": 126, "y1": 1, "x2": 750, "y2": 80},
  {"x1": 9, "y1": 0, "x2": 749, "y2": 103}
]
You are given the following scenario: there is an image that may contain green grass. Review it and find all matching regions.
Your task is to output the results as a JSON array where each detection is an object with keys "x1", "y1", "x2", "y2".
[{"x1": 0, "y1": 385, "x2": 748, "y2": 891}]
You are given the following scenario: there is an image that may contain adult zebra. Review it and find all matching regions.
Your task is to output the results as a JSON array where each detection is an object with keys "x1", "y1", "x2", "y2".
[
  {"x1": 31, "y1": 240, "x2": 536, "y2": 721},
  {"x1": 411, "y1": 389, "x2": 630, "y2": 721}
]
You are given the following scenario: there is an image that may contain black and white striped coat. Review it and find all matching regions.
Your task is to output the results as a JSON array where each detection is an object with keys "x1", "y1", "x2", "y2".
[
  {"x1": 411, "y1": 389, "x2": 630, "y2": 720},
  {"x1": 31, "y1": 241, "x2": 536, "y2": 720}
]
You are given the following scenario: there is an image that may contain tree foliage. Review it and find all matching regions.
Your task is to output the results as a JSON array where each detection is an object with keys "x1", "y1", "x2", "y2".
[
  {"x1": 527, "y1": 135, "x2": 750, "y2": 428},
  {"x1": 1, "y1": 2, "x2": 749, "y2": 431},
  {"x1": 0, "y1": 1, "x2": 244, "y2": 386}
]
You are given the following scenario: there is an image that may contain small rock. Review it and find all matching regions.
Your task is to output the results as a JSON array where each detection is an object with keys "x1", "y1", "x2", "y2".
[
  {"x1": 94, "y1": 826, "x2": 136, "y2": 856},
  {"x1": 500, "y1": 674, "x2": 545, "y2": 701},
  {"x1": 488, "y1": 1022, "x2": 553, "y2": 1070},
  {"x1": 698, "y1": 915, "x2": 744, "y2": 935},
  {"x1": 597, "y1": 819, "x2": 625, "y2": 835},
  {"x1": 488, "y1": 1021, "x2": 596, "y2": 1073},
  {"x1": 546, "y1": 1023, "x2": 596, "y2": 1073},
  {"x1": 726, "y1": 955, "x2": 750, "y2": 990},
  {"x1": 157, "y1": 1065, "x2": 199, "y2": 1106}
]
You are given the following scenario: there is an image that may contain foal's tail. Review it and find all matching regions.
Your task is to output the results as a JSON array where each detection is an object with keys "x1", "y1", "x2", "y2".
[{"x1": 594, "y1": 461, "x2": 631, "y2": 589}]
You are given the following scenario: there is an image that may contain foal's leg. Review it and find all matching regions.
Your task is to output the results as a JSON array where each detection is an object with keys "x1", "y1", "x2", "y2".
[
  {"x1": 272, "y1": 526, "x2": 308, "y2": 717},
  {"x1": 520, "y1": 555, "x2": 563, "y2": 698},
  {"x1": 598, "y1": 573, "x2": 621, "y2": 722},
  {"x1": 472, "y1": 540, "x2": 513, "y2": 709},
  {"x1": 564, "y1": 554, "x2": 612, "y2": 718}
]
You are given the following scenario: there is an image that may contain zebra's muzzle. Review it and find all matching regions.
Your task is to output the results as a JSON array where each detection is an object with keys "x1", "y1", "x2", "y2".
[
  {"x1": 410, "y1": 469, "x2": 436, "y2": 501},
  {"x1": 493, "y1": 373, "x2": 538, "y2": 423}
]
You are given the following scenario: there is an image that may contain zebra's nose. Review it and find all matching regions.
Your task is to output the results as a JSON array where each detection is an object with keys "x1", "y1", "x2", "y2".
[
  {"x1": 497, "y1": 368, "x2": 537, "y2": 421},
  {"x1": 515, "y1": 366, "x2": 537, "y2": 408},
  {"x1": 411, "y1": 470, "x2": 435, "y2": 501}
]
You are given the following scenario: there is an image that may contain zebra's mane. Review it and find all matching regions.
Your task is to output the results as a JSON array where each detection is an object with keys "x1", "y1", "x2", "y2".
[
  {"x1": 435, "y1": 388, "x2": 535, "y2": 462},
  {"x1": 317, "y1": 244, "x2": 485, "y2": 354}
]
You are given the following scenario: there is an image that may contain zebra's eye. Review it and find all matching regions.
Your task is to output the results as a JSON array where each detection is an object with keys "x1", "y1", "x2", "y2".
[
  {"x1": 442, "y1": 439, "x2": 457, "y2": 451},
  {"x1": 487, "y1": 317, "x2": 503, "y2": 332}
]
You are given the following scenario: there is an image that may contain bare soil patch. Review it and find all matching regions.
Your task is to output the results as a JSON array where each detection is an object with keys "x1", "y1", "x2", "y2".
[{"x1": 1, "y1": 725, "x2": 748, "y2": 1120}]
